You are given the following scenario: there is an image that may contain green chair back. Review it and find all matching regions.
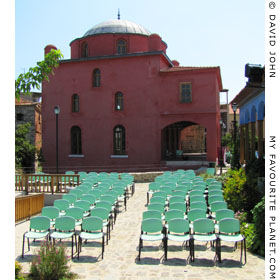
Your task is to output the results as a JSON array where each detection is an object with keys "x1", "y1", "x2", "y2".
[
  {"x1": 82, "y1": 216, "x2": 103, "y2": 232},
  {"x1": 189, "y1": 195, "x2": 205, "y2": 204},
  {"x1": 206, "y1": 178, "x2": 216, "y2": 186},
  {"x1": 81, "y1": 194, "x2": 96, "y2": 205},
  {"x1": 54, "y1": 199, "x2": 69, "y2": 212},
  {"x1": 74, "y1": 200, "x2": 91, "y2": 213},
  {"x1": 206, "y1": 168, "x2": 215, "y2": 175},
  {"x1": 65, "y1": 207, "x2": 84, "y2": 221},
  {"x1": 95, "y1": 201, "x2": 112, "y2": 212},
  {"x1": 88, "y1": 189, "x2": 102, "y2": 199},
  {"x1": 164, "y1": 209, "x2": 184, "y2": 223},
  {"x1": 100, "y1": 195, "x2": 116, "y2": 205},
  {"x1": 169, "y1": 195, "x2": 185, "y2": 204},
  {"x1": 141, "y1": 218, "x2": 163, "y2": 233},
  {"x1": 208, "y1": 190, "x2": 223, "y2": 197},
  {"x1": 55, "y1": 216, "x2": 76, "y2": 231},
  {"x1": 189, "y1": 190, "x2": 204, "y2": 197},
  {"x1": 187, "y1": 209, "x2": 207, "y2": 222},
  {"x1": 150, "y1": 196, "x2": 166, "y2": 205},
  {"x1": 147, "y1": 202, "x2": 165, "y2": 213},
  {"x1": 189, "y1": 201, "x2": 207, "y2": 211},
  {"x1": 152, "y1": 191, "x2": 168, "y2": 199},
  {"x1": 219, "y1": 218, "x2": 240, "y2": 233},
  {"x1": 41, "y1": 206, "x2": 59, "y2": 220},
  {"x1": 91, "y1": 207, "x2": 110, "y2": 221},
  {"x1": 62, "y1": 194, "x2": 77, "y2": 204},
  {"x1": 193, "y1": 218, "x2": 215, "y2": 234},
  {"x1": 172, "y1": 190, "x2": 186, "y2": 198},
  {"x1": 208, "y1": 195, "x2": 224, "y2": 205},
  {"x1": 210, "y1": 201, "x2": 228, "y2": 213},
  {"x1": 142, "y1": 210, "x2": 162, "y2": 220},
  {"x1": 69, "y1": 189, "x2": 83, "y2": 199},
  {"x1": 215, "y1": 209, "x2": 235, "y2": 222},
  {"x1": 168, "y1": 218, "x2": 190, "y2": 234},
  {"x1": 169, "y1": 202, "x2": 186, "y2": 213},
  {"x1": 30, "y1": 216, "x2": 50, "y2": 231}
]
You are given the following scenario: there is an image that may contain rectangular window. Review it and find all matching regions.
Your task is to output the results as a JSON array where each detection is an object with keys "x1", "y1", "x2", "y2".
[{"x1": 180, "y1": 82, "x2": 192, "y2": 103}]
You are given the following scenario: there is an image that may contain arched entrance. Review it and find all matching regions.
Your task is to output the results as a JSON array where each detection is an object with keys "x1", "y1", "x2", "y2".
[{"x1": 161, "y1": 121, "x2": 207, "y2": 161}]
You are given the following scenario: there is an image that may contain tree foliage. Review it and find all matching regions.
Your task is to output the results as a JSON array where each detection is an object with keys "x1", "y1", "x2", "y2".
[
  {"x1": 15, "y1": 123, "x2": 36, "y2": 170},
  {"x1": 15, "y1": 49, "x2": 63, "y2": 100}
]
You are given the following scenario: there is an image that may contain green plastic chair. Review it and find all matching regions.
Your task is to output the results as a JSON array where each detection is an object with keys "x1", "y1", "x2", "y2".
[
  {"x1": 218, "y1": 218, "x2": 246, "y2": 264},
  {"x1": 172, "y1": 190, "x2": 186, "y2": 198},
  {"x1": 164, "y1": 209, "x2": 185, "y2": 226},
  {"x1": 161, "y1": 182, "x2": 177, "y2": 190},
  {"x1": 69, "y1": 189, "x2": 83, "y2": 200},
  {"x1": 206, "y1": 168, "x2": 216, "y2": 176},
  {"x1": 169, "y1": 196, "x2": 185, "y2": 205},
  {"x1": 88, "y1": 189, "x2": 102, "y2": 200},
  {"x1": 147, "y1": 202, "x2": 165, "y2": 215},
  {"x1": 75, "y1": 186, "x2": 89, "y2": 194},
  {"x1": 208, "y1": 195, "x2": 224, "y2": 205},
  {"x1": 191, "y1": 218, "x2": 218, "y2": 263},
  {"x1": 192, "y1": 185, "x2": 206, "y2": 193},
  {"x1": 74, "y1": 200, "x2": 91, "y2": 217},
  {"x1": 152, "y1": 191, "x2": 168, "y2": 200},
  {"x1": 189, "y1": 195, "x2": 205, "y2": 204},
  {"x1": 165, "y1": 218, "x2": 192, "y2": 260},
  {"x1": 91, "y1": 207, "x2": 111, "y2": 244},
  {"x1": 95, "y1": 201, "x2": 115, "y2": 228},
  {"x1": 41, "y1": 206, "x2": 59, "y2": 227},
  {"x1": 208, "y1": 185, "x2": 222, "y2": 192},
  {"x1": 187, "y1": 208, "x2": 207, "y2": 231},
  {"x1": 143, "y1": 210, "x2": 162, "y2": 221},
  {"x1": 208, "y1": 190, "x2": 223, "y2": 197},
  {"x1": 78, "y1": 216, "x2": 105, "y2": 260},
  {"x1": 189, "y1": 190, "x2": 204, "y2": 198},
  {"x1": 66, "y1": 207, "x2": 84, "y2": 227},
  {"x1": 159, "y1": 186, "x2": 173, "y2": 196},
  {"x1": 150, "y1": 196, "x2": 166, "y2": 206},
  {"x1": 54, "y1": 199, "x2": 70, "y2": 216},
  {"x1": 112, "y1": 186, "x2": 127, "y2": 212},
  {"x1": 209, "y1": 181, "x2": 222, "y2": 188},
  {"x1": 214, "y1": 209, "x2": 235, "y2": 231},
  {"x1": 206, "y1": 178, "x2": 216, "y2": 186},
  {"x1": 50, "y1": 216, "x2": 77, "y2": 259},
  {"x1": 169, "y1": 202, "x2": 187, "y2": 214},
  {"x1": 176, "y1": 185, "x2": 191, "y2": 194},
  {"x1": 189, "y1": 201, "x2": 208, "y2": 212},
  {"x1": 22, "y1": 216, "x2": 50, "y2": 258},
  {"x1": 81, "y1": 194, "x2": 96, "y2": 209},
  {"x1": 62, "y1": 193, "x2": 77, "y2": 206},
  {"x1": 138, "y1": 218, "x2": 165, "y2": 260},
  {"x1": 210, "y1": 201, "x2": 228, "y2": 218}
]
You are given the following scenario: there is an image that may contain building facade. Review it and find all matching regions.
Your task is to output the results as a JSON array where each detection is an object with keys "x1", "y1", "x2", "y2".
[
  {"x1": 42, "y1": 19, "x2": 223, "y2": 172},
  {"x1": 231, "y1": 64, "x2": 265, "y2": 164}
]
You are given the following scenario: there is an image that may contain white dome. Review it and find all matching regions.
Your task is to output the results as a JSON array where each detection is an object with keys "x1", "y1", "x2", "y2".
[{"x1": 83, "y1": 19, "x2": 151, "y2": 37}]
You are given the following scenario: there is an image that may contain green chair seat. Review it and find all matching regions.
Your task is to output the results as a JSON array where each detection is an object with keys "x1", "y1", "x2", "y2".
[
  {"x1": 218, "y1": 233, "x2": 244, "y2": 242},
  {"x1": 24, "y1": 231, "x2": 49, "y2": 240},
  {"x1": 167, "y1": 233, "x2": 191, "y2": 242},
  {"x1": 141, "y1": 233, "x2": 164, "y2": 241},
  {"x1": 80, "y1": 231, "x2": 104, "y2": 240},
  {"x1": 192, "y1": 233, "x2": 217, "y2": 242}
]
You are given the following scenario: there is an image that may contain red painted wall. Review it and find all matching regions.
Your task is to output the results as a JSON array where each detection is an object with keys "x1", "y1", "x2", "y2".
[{"x1": 42, "y1": 29, "x2": 222, "y2": 171}]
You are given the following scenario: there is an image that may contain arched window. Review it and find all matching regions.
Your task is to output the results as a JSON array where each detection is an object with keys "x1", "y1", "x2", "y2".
[
  {"x1": 115, "y1": 92, "x2": 123, "y2": 111},
  {"x1": 117, "y1": 39, "x2": 127, "y2": 54},
  {"x1": 114, "y1": 125, "x2": 126, "y2": 155},
  {"x1": 72, "y1": 94, "x2": 79, "y2": 112},
  {"x1": 81, "y1": 42, "x2": 88, "y2": 58},
  {"x1": 71, "y1": 126, "x2": 82, "y2": 154},
  {"x1": 93, "y1": 68, "x2": 101, "y2": 87}
]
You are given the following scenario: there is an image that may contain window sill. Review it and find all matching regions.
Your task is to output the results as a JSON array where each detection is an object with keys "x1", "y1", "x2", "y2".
[
  {"x1": 68, "y1": 154, "x2": 85, "y2": 158},
  {"x1": 110, "y1": 155, "x2": 128, "y2": 158}
]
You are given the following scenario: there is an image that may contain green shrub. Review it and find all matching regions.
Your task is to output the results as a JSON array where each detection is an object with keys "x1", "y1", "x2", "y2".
[
  {"x1": 28, "y1": 242, "x2": 77, "y2": 280},
  {"x1": 15, "y1": 261, "x2": 25, "y2": 280},
  {"x1": 223, "y1": 168, "x2": 247, "y2": 212}
]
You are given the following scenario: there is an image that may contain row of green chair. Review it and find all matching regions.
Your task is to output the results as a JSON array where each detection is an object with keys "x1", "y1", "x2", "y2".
[{"x1": 138, "y1": 217, "x2": 246, "y2": 264}]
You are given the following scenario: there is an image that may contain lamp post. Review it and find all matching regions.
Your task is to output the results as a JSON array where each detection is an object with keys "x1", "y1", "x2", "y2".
[
  {"x1": 54, "y1": 106, "x2": 60, "y2": 174},
  {"x1": 219, "y1": 119, "x2": 224, "y2": 175},
  {"x1": 232, "y1": 102, "x2": 238, "y2": 169}
]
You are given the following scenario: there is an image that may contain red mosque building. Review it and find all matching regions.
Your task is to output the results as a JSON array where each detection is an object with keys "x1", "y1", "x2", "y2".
[{"x1": 42, "y1": 19, "x2": 223, "y2": 172}]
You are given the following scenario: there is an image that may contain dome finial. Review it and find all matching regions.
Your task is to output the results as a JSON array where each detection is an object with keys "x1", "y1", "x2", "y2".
[{"x1": 118, "y1": 9, "x2": 120, "y2": 20}]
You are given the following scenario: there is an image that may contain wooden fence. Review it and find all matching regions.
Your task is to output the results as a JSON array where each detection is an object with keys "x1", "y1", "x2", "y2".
[
  {"x1": 15, "y1": 174, "x2": 80, "y2": 194},
  {"x1": 15, "y1": 193, "x2": 44, "y2": 222}
]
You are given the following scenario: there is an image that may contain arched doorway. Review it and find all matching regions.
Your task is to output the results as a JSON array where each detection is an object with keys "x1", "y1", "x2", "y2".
[{"x1": 161, "y1": 121, "x2": 207, "y2": 161}]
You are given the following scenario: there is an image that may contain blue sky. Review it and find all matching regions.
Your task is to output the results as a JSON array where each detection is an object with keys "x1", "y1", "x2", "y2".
[{"x1": 15, "y1": 0, "x2": 264, "y2": 103}]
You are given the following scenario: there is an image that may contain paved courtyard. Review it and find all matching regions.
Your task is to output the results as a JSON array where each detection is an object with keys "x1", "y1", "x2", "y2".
[{"x1": 15, "y1": 183, "x2": 265, "y2": 280}]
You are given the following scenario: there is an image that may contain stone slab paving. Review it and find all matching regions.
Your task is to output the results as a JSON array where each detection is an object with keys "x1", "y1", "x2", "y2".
[{"x1": 15, "y1": 183, "x2": 265, "y2": 280}]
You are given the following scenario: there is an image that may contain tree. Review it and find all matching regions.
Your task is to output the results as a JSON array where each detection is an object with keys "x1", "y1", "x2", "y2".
[
  {"x1": 15, "y1": 123, "x2": 36, "y2": 171},
  {"x1": 15, "y1": 49, "x2": 63, "y2": 100}
]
